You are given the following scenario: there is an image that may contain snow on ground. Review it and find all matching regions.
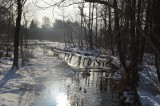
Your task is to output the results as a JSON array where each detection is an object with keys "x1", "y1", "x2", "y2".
[
  {"x1": 38, "y1": 41, "x2": 65, "y2": 50},
  {"x1": 138, "y1": 89, "x2": 160, "y2": 106},
  {"x1": 49, "y1": 42, "x2": 160, "y2": 106},
  {"x1": 138, "y1": 63, "x2": 160, "y2": 106},
  {"x1": 0, "y1": 41, "x2": 160, "y2": 106},
  {"x1": 61, "y1": 47, "x2": 160, "y2": 106},
  {"x1": 0, "y1": 45, "x2": 62, "y2": 106}
]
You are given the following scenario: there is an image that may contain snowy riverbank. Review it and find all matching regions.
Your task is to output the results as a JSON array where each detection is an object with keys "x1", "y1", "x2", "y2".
[
  {"x1": 0, "y1": 41, "x2": 160, "y2": 106},
  {"x1": 0, "y1": 45, "x2": 62, "y2": 105}
]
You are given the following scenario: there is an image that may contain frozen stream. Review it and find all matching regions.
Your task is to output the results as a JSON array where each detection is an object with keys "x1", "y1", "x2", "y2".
[{"x1": 30, "y1": 46, "x2": 119, "y2": 106}]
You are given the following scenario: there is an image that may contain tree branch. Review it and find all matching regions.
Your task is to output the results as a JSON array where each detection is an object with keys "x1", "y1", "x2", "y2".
[
  {"x1": 84, "y1": 0, "x2": 125, "y2": 16},
  {"x1": 85, "y1": 0, "x2": 160, "y2": 56}
]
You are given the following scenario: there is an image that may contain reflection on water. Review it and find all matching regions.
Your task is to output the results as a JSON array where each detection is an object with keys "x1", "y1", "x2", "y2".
[
  {"x1": 56, "y1": 93, "x2": 70, "y2": 106},
  {"x1": 33, "y1": 66, "x2": 119, "y2": 106}
]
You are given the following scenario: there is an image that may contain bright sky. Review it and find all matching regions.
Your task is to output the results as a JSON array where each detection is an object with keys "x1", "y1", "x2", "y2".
[{"x1": 26, "y1": 0, "x2": 84, "y2": 24}]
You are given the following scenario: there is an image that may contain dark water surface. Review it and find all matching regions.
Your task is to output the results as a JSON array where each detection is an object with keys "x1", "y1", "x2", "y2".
[{"x1": 33, "y1": 62, "x2": 119, "y2": 106}]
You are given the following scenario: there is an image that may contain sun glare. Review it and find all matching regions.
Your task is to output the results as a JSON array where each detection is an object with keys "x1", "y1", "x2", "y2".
[{"x1": 56, "y1": 93, "x2": 70, "y2": 106}]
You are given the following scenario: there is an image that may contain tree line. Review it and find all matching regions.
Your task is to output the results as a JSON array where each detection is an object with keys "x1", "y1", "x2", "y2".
[
  {"x1": 0, "y1": 0, "x2": 86, "y2": 69},
  {"x1": 29, "y1": 18, "x2": 84, "y2": 43}
]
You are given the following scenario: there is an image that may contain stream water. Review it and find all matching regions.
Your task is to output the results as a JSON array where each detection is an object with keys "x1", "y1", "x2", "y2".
[
  {"x1": 31, "y1": 45, "x2": 119, "y2": 106},
  {"x1": 33, "y1": 62, "x2": 119, "y2": 106}
]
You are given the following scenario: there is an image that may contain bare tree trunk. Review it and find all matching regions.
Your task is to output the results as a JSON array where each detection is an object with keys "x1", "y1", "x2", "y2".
[
  {"x1": 108, "y1": 0, "x2": 114, "y2": 54},
  {"x1": 88, "y1": 3, "x2": 93, "y2": 50},
  {"x1": 104, "y1": 6, "x2": 107, "y2": 49},
  {"x1": 62, "y1": 13, "x2": 66, "y2": 48},
  {"x1": 152, "y1": 0, "x2": 160, "y2": 82},
  {"x1": 6, "y1": 22, "x2": 10, "y2": 57},
  {"x1": 6, "y1": 0, "x2": 14, "y2": 57},
  {"x1": 129, "y1": 0, "x2": 139, "y2": 88},
  {"x1": 70, "y1": 31, "x2": 75, "y2": 47},
  {"x1": 114, "y1": 0, "x2": 126, "y2": 71},
  {"x1": 12, "y1": 0, "x2": 22, "y2": 69},
  {"x1": 139, "y1": 0, "x2": 150, "y2": 65},
  {"x1": 79, "y1": 4, "x2": 84, "y2": 49},
  {"x1": 155, "y1": 55, "x2": 160, "y2": 82},
  {"x1": 80, "y1": 7, "x2": 83, "y2": 49},
  {"x1": 20, "y1": 36, "x2": 24, "y2": 66},
  {"x1": 95, "y1": 4, "x2": 98, "y2": 46}
]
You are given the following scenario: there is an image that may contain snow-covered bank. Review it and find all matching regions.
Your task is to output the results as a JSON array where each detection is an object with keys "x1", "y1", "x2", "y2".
[
  {"x1": 50, "y1": 42, "x2": 160, "y2": 106},
  {"x1": 138, "y1": 63, "x2": 160, "y2": 106},
  {"x1": 0, "y1": 41, "x2": 160, "y2": 106},
  {"x1": 0, "y1": 45, "x2": 62, "y2": 106}
]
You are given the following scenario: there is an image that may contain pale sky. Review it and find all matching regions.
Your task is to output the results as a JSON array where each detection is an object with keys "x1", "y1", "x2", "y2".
[{"x1": 25, "y1": 0, "x2": 84, "y2": 25}]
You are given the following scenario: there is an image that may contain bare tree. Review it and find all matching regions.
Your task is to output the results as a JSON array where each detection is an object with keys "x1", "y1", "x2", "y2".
[{"x1": 12, "y1": 0, "x2": 27, "y2": 69}]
